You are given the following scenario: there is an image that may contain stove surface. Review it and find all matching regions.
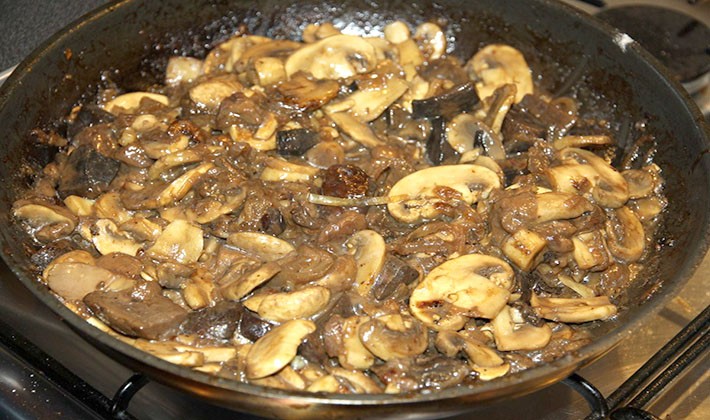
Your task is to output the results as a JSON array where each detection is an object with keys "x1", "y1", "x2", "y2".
[{"x1": 0, "y1": 1, "x2": 708, "y2": 419}]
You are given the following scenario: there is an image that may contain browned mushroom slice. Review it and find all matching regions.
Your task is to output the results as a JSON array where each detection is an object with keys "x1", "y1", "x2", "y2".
[
  {"x1": 387, "y1": 164, "x2": 501, "y2": 224},
  {"x1": 409, "y1": 254, "x2": 512, "y2": 331},
  {"x1": 146, "y1": 220, "x2": 204, "y2": 265},
  {"x1": 606, "y1": 206, "x2": 645, "y2": 262},
  {"x1": 358, "y1": 314, "x2": 429, "y2": 361},
  {"x1": 276, "y1": 72, "x2": 339, "y2": 110},
  {"x1": 531, "y1": 294, "x2": 617, "y2": 323},
  {"x1": 466, "y1": 44, "x2": 533, "y2": 103}
]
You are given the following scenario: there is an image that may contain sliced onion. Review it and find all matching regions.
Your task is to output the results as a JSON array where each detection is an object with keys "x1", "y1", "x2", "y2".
[{"x1": 307, "y1": 193, "x2": 409, "y2": 207}]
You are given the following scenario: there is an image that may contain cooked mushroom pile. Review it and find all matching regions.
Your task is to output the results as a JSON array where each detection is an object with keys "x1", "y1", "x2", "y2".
[{"x1": 14, "y1": 20, "x2": 666, "y2": 394}]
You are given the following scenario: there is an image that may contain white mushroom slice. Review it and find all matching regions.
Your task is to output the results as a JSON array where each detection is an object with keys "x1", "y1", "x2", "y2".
[
  {"x1": 501, "y1": 228, "x2": 547, "y2": 272},
  {"x1": 155, "y1": 163, "x2": 215, "y2": 208},
  {"x1": 104, "y1": 92, "x2": 169, "y2": 114},
  {"x1": 329, "y1": 368, "x2": 383, "y2": 394},
  {"x1": 119, "y1": 217, "x2": 163, "y2": 242},
  {"x1": 345, "y1": 230, "x2": 386, "y2": 296},
  {"x1": 396, "y1": 39, "x2": 425, "y2": 72},
  {"x1": 384, "y1": 21, "x2": 411, "y2": 44},
  {"x1": 339, "y1": 316, "x2": 376, "y2": 370},
  {"x1": 259, "y1": 157, "x2": 320, "y2": 183},
  {"x1": 446, "y1": 114, "x2": 500, "y2": 156},
  {"x1": 333, "y1": 78, "x2": 409, "y2": 123},
  {"x1": 253, "y1": 57, "x2": 287, "y2": 86},
  {"x1": 148, "y1": 150, "x2": 203, "y2": 181},
  {"x1": 462, "y1": 339, "x2": 505, "y2": 368},
  {"x1": 473, "y1": 364, "x2": 511, "y2": 381},
  {"x1": 552, "y1": 135, "x2": 613, "y2": 150},
  {"x1": 165, "y1": 56, "x2": 203, "y2": 85},
  {"x1": 92, "y1": 219, "x2": 143, "y2": 256},
  {"x1": 246, "y1": 319, "x2": 316, "y2": 379},
  {"x1": 221, "y1": 262, "x2": 281, "y2": 301},
  {"x1": 409, "y1": 254, "x2": 511, "y2": 331},
  {"x1": 491, "y1": 306, "x2": 552, "y2": 351},
  {"x1": 13, "y1": 202, "x2": 77, "y2": 232},
  {"x1": 227, "y1": 232, "x2": 295, "y2": 262},
  {"x1": 63, "y1": 196, "x2": 95, "y2": 216},
  {"x1": 142, "y1": 135, "x2": 190, "y2": 160},
  {"x1": 558, "y1": 274, "x2": 596, "y2": 299},
  {"x1": 328, "y1": 111, "x2": 384, "y2": 148},
  {"x1": 306, "y1": 375, "x2": 342, "y2": 393},
  {"x1": 189, "y1": 75, "x2": 243, "y2": 111},
  {"x1": 94, "y1": 192, "x2": 131, "y2": 224},
  {"x1": 358, "y1": 314, "x2": 428, "y2": 361},
  {"x1": 311, "y1": 255, "x2": 357, "y2": 293},
  {"x1": 301, "y1": 22, "x2": 341, "y2": 43},
  {"x1": 572, "y1": 231, "x2": 610, "y2": 271},
  {"x1": 254, "y1": 113, "x2": 279, "y2": 140},
  {"x1": 413, "y1": 22, "x2": 446, "y2": 61},
  {"x1": 531, "y1": 294, "x2": 618, "y2": 323},
  {"x1": 146, "y1": 219, "x2": 204, "y2": 264},
  {"x1": 387, "y1": 164, "x2": 500, "y2": 224},
  {"x1": 249, "y1": 286, "x2": 331, "y2": 322},
  {"x1": 606, "y1": 206, "x2": 645, "y2": 262},
  {"x1": 466, "y1": 44, "x2": 533, "y2": 103},
  {"x1": 629, "y1": 196, "x2": 666, "y2": 222},
  {"x1": 535, "y1": 192, "x2": 595, "y2": 224},
  {"x1": 622, "y1": 169, "x2": 656, "y2": 199},
  {"x1": 188, "y1": 192, "x2": 247, "y2": 225},
  {"x1": 50, "y1": 249, "x2": 96, "y2": 266},
  {"x1": 228, "y1": 125, "x2": 277, "y2": 151},
  {"x1": 43, "y1": 261, "x2": 128, "y2": 301},
  {"x1": 131, "y1": 114, "x2": 160, "y2": 132},
  {"x1": 285, "y1": 35, "x2": 378, "y2": 80},
  {"x1": 547, "y1": 148, "x2": 629, "y2": 208}
]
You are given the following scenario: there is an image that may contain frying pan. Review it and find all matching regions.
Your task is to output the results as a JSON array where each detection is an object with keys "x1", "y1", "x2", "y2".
[{"x1": 0, "y1": 0, "x2": 708, "y2": 418}]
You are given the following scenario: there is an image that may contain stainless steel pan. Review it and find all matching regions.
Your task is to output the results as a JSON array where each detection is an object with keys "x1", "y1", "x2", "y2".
[{"x1": 0, "y1": 0, "x2": 707, "y2": 418}]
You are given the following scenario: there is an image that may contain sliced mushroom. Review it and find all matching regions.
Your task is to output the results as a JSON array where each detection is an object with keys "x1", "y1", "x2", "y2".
[
  {"x1": 147, "y1": 150, "x2": 203, "y2": 181},
  {"x1": 622, "y1": 169, "x2": 656, "y2": 199},
  {"x1": 552, "y1": 135, "x2": 613, "y2": 150},
  {"x1": 329, "y1": 368, "x2": 383, "y2": 394},
  {"x1": 413, "y1": 22, "x2": 446, "y2": 61},
  {"x1": 301, "y1": 22, "x2": 341, "y2": 43},
  {"x1": 606, "y1": 206, "x2": 645, "y2": 262},
  {"x1": 152, "y1": 162, "x2": 215, "y2": 209},
  {"x1": 104, "y1": 92, "x2": 169, "y2": 114},
  {"x1": 247, "y1": 286, "x2": 331, "y2": 322},
  {"x1": 63, "y1": 195, "x2": 95, "y2": 216},
  {"x1": 572, "y1": 231, "x2": 610, "y2": 271},
  {"x1": 13, "y1": 201, "x2": 77, "y2": 242},
  {"x1": 446, "y1": 114, "x2": 505, "y2": 160},
  {"x1": 345, "y1": 230, "x2": 386, "y2": 296},
  {"x1": 276, "y1": 72, "x2": 339, "y2": 110},
  {"x1": 534, "y1": 192, "x2": 595, "y2": 224},
  {"x1": 330, "y1": 77, "x2": 409, "y2": 123},
  {"x1": 285, "y1": 35, "x2": 379, "y2": 80},
  {"x1": 146, "y1": 220, "x2": 204, "y2": 264},
  {"x1": 531, "y1": 294, "x2": 617, "y2": 323},
  {"x1": 338, "y1": 316, "x2": 376, "y2": 370},
  {"x1": 246, "y1": 319, "x2": 316, "y2": 379},
  {"x1": 409, "y1": 254, "x2": 512, "y2": 331},
  {"x1": 43, "y1": 261, "x2": 128, "y2": 301},
  {"x1": 220, "y1": 261, "x2": 281, "y2": 301},
  {"x1": 189, "y1": 75, "x2": 243, "y2": 111},
  {"x1": 462, "y1": 337, "x2": 510, "y2": 380},
  {"x1": 328, "y1": 111, "x2": 384, "y2": 148},
  {"x1": 387, "y1": 164, "x2": 501, "y2": 224},
  {"x1": 501, "y1": 228, "x2": 547, "y2": 272},
  {"x1": 491, "y1": 306, "x2": 552, "y2": 351},
  {"x1": 384, "y1": 21, "x2": 411, "y2": 44},
  {"x1": 358, "y1": 314, "x2": 428, "y2": 361},
  {"x1": 227, "y1": 232, "x2": 295, "y2": 262},
  {"x1": 466, "y1": 44, "x2": 533, "y2": 103},
  {"x1": 259, "y1": 157, "x2": 320, "y2": 184},
  {"x1": 165, "y1": 56, "x2": 203, "y2": 85},
  {"x1": 91, "y1": 219, "x2": 143, "y2": 256},
  {"x1": 547, "y1": 148, "x2": 629, "y2": 208}
]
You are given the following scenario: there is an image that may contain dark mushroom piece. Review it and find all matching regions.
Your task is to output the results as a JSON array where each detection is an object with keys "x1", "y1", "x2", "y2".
[
  {"x1": 411, "y1": 82, "x2": 480, "y2": 119},
  {"x1": 426, "y1": 116, "x2": 458, "y2": 166},
  {"x1": 276, "y1": 128, "x2": 319, "y2": 156}
]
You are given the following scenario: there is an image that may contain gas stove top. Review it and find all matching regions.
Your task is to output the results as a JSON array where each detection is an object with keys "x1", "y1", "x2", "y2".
[{"x1": 0, "y1": 1, "x2": 708, "y2": 419}]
